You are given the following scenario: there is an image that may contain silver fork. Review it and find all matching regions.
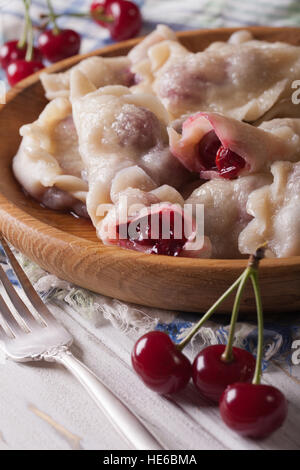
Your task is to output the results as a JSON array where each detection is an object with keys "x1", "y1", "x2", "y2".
[{"x1": 0, "y1": 233, "x2": 163, "y2": 450}]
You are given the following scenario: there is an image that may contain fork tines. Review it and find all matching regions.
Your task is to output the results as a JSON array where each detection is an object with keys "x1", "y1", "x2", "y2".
[{"x1": 0, "y1": 233, "x2": 53, "y2": 338}]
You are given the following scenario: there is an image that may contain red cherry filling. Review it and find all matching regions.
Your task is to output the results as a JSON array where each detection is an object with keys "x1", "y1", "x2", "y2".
[
  {"x1": 196, "y1": 129, "x2": 219, "y2": 171},
  {"x1": 117, "y1": 208, "x2": 188, "y2": 256},
  {"x1": 192, "y1": 344, "x2": 256, "y2": 403},
  {"x1": 197, "y1": 130, "x2": 245, "y2": 179},
  {"x1": 219, "y1": 383, "x2": 288, "y2": 438},
  {"x1": 131, "y1": 331, "x2": 192, "y2": 394}
]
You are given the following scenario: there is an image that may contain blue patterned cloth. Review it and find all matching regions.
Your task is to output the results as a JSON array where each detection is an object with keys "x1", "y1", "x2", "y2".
[{"x1": 157, "y1": 313, "x2": 300, "y2": 371}]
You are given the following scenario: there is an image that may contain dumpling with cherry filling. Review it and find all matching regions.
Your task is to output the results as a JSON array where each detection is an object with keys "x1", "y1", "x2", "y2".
[
  {"x1": 70, "y1": 71, "x2": 201, "y2": 256},
  {"x1": 169, "y1": 112, "x2": 300, "y2": 180},
  {"x1": 12, "y1": 97, "x2": 88, "y2": 217},
  {"x1": 99, "y1": 187, "x2": 212, "y2": 258}
]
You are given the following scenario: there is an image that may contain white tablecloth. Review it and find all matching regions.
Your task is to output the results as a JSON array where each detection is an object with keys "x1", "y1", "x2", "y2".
[{"x1": 0, "y1": 301, "x2": 299, "y2": 450}]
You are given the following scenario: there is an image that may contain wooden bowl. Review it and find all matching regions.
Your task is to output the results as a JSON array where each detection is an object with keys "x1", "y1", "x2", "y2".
[{"x1": 1, "y1": 26, "x2": 300, "y2": 314}]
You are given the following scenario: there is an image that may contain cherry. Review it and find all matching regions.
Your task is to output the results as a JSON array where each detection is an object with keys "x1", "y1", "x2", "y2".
[
  {"x1": 0, "y1": 40, "x2": 42, "y2": 69},
  {"x1": 107, "y1": 1, "x2": 142, "y2": 41},
  {"x1": 90, "y1": 1, "x2": 114, "y2": 28},
  {"x1": 38, "y1": 29, "x2": 81, "y2": 63},
  {"x1": 220, "y1": 383, "x2": 288, "y2": 438},
  {"x1": 196, "y1": 129, "x2": 219, "y2": 171},
  {"x1": 91, "y1": 0, "x2": 142, "y2": 41},
  {"x1": 218, "y1": 253, "x2": 288, "y2": 438},
  {"x1": 216, "y1": 146, "x2": 245, "y2": 179},
  {"x1": 3, "y1": 1, "x2": 44, "y2": 86},
  {"x1": 192, "y1": 345, "x2": 256, "y2": 403},
  {"x1": 6, "y1": 59, "x2": 44, "y2": 86},
  {"x1": 131, "y1": 331, "x2": 192, "y2": 394},
  {"x1": 196, "y1": 130, "x2": 245, "y2": 179},
  {"x1": 117, "y1": 207, "x2": 188, "y2": 256}
]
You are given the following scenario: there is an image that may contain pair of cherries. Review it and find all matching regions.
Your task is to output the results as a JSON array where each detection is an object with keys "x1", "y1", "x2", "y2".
[
  {"x1": 131, "y1": 249, "x2": 288, "y2": 439},
  {"x1": 0, "y1": 0, "x2": 81, "y2": 86},
  {"x1": 1, "y1": 0, "x2": 142, "y2": 86},
  {"x1": 132, "y1": 332, "x2": 256, "y2": 399},
  {"x1": 0, "y1": 30, "x2": 80, "y2": 69}
]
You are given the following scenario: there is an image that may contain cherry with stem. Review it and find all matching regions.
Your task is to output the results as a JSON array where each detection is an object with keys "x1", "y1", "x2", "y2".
[
  {"x1": 191, "y1": 259, "x2": 256, "y2": 403},
  {"x1": 40, "y1": 0, "x2": 142, "y2": 42},
  {"x1": 132, "y1": 270, "x2": 248, "y2": 395},
  {"x1": 40, "y1": 3, "x2": 114, "y2": 25},
  {"x1": 37, "y1": 0, "x2": 81, "y2": 63},
  {"x1": 219, "y1": 247, "x2": 288, "y2": 438},
  {"x1": 0, "y1": 0, "x2": 42, "y2": 70},
  {"x1": 6, "y1": 0, "x2": 44, "y2": 86}
]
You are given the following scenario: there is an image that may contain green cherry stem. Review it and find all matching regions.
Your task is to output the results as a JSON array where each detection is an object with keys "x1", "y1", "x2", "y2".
[
  {"x1": 221, "y1": 267, "x2": 252, "y2": 362},
  {"x1": 40, "y1": 11, "x2": 114, "y2": 23},
  {"x1": 221, "y1": 245, "x2": 266, "y2": 363},
  {"x1": 250, "y1": 269, "x2": 264, "y2": 385},
  {"x1": 24, "y1": 0, "x2": 34, "y2": 62},
  {"x1": 176, "y1": 272, "x2": 245, "y2": 351},
  {"x1": 46, "y1": 0, "x2": 60, "y2": 34},
  {"x1": 177, "y1": 246, "x2": 266, "y2": 354}
]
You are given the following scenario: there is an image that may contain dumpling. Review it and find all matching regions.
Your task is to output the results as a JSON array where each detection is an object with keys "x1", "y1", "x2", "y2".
[
  {"x1": 40, "y1": 56, "x2": 132, "y2": 100},
  {"x1": 186, "y1": 174, "x2": 272, "y2": 258},
  {"x1": 131, "y1": 30, "x2": 253, "y2": 101},
  {"x1": 121, "y1": 24, "x2": 180, "y2": 95},
  {"x1": 70, "y1": 71, "x2": 209, "y2": 257},
  {"x1": 130, "y1": 39, "x2": 189, "y2": 95},
  {"x1": 145, "y1": 31, "x2": 300, "y2": 121},
  {"x1": 12, "y1": 97, "x2": 88, "y2": 217},
  {"x1": 128, "y1": 24, "x2": 177, "y2": 65},
  {"x1": 169, "y1": 112, "x2": 300, "y2": 180},
  {"x1": 239, "y1": 161, "x2": 300, "y2": 258},
  {"x1": 99, "y1": 187, "x2": 212, "y2": 258},
  {"x1": 206, "y1": 30, "x2": 254, "y2": 49},
  {"x1": 70, "y1": 71, "x2": 192, "y2": 228}
]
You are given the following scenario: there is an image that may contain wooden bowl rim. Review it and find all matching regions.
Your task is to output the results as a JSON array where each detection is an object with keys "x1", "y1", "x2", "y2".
[{"x1": 1, "y1": 25, "x2": 300, "y2": 271}]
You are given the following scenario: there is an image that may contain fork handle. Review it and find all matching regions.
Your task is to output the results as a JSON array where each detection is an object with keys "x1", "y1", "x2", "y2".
[{"x1": 53, "y1": 350, "x2": 163, "y2": 450}]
